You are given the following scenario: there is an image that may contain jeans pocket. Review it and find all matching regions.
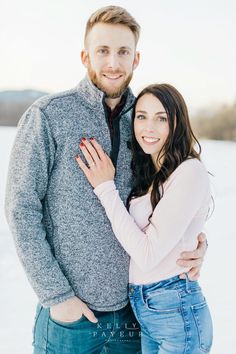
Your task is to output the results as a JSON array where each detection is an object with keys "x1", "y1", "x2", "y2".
[
  {"x1": 145, "y1": 289, "x2": 181, "y2": 314},
  {"x1": 49, "y1": 311, "x2": 85, "y2": 327},
  {"x1": 191, "y1": 301, "x2": 213, "y2": 352},
  {"x1": 140, "y1": 300, "x2": 186, "y2": 345}
]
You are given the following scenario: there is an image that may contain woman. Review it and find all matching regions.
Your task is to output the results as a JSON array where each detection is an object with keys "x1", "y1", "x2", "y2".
[{"x1": 75, "y1": 84, "x2": 213, "y2": 353}]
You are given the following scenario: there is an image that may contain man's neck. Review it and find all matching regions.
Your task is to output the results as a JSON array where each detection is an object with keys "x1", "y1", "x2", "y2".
[{"x1": 104, "y1": 97, "x2": 122, "y2": 111}]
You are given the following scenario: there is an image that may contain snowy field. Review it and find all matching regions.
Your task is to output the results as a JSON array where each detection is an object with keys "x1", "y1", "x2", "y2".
[{"x1": 0, "y1": 126, "x2": 235, "y2": 353}]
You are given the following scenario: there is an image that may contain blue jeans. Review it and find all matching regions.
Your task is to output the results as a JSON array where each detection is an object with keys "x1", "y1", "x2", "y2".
[
  {"x1": 129, "y1": 275, "x2": 213, "y2": 353},
  {"x1": 32, "y1": 301, "x2": 141, "y2": 353}
]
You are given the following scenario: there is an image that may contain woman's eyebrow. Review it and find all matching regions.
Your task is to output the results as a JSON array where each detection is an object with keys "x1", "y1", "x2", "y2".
[
  {"x1": 135, "y1": 110, "x2": 167, "y2": 115},
  {"x1": 155, "y1": 111, "x2": 167, "y2": 115}
]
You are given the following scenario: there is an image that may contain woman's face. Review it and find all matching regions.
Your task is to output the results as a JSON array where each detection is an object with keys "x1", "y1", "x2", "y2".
[{"x1": 134, "y1": 93, "x2": 170, "y2": 166}]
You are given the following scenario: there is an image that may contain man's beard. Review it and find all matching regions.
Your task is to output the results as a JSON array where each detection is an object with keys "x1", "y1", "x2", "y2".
[{"x1": 87, "y1": 61, "x2": 133, "y2": 99}]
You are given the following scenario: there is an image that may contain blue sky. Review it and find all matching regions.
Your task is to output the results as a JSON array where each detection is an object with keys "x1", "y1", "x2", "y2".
[{"x1": 0, "y1": 0, "x2": 235, "y2": 113}]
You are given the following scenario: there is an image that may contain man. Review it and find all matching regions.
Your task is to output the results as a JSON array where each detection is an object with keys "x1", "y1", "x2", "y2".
[{"x1": 5, "y1": 6, "x2": 207, "y2": 354}]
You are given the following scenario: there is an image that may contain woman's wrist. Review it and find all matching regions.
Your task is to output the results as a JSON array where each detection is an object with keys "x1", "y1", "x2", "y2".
[{"x1": 93, "y1": 180, "x2": 116, "y2": 197}]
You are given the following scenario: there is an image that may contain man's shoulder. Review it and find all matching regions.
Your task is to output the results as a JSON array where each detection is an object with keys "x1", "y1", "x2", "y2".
[{"x1": 32, "y1": 87, "x2": 79, "y2": 112}]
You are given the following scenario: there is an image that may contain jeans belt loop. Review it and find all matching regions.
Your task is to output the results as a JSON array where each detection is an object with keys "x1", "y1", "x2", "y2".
[{"x1": 185, "y1": 273, "x2": 191, "y2": 294}]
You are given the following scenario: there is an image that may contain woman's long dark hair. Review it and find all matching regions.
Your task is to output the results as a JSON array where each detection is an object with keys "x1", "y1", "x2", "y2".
[{"x1": 127, "y1": 83, "x2": 201, "y2": 220}]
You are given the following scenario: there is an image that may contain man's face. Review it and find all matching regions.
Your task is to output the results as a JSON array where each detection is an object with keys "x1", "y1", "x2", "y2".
[{"x1": 81, "y1": 23, "x2": 140, "y2": 98}]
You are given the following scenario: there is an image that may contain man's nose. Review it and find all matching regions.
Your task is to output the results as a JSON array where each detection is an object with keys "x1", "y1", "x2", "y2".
[{"x1": 107, "y1": 54, "x2": 120, "y2": 70}]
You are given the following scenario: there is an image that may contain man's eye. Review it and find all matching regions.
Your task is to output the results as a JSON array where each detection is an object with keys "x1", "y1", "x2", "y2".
[
  {"x1": 98, "y1": 49, "x2": 108, "y2": 54},
  {"x1": 119, "y1": 49, "x2": 129, "y2": 55}
]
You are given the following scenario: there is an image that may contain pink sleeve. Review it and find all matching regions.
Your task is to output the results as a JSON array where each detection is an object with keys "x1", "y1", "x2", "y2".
[{"x1": 94, "y1": 160, "x2": 210, "y2": 272}]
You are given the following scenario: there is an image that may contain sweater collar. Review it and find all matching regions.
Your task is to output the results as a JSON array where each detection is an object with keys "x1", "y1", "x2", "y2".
[{"x1": 77, "y1": 75, "x2": 136, "y2": 115}]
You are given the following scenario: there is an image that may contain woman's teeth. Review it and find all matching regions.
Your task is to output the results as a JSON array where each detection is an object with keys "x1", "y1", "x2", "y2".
[{"x1": 143, "y1": 137, "x2": 160, "y2": 143}]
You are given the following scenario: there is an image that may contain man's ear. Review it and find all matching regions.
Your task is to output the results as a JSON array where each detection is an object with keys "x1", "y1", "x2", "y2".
[
  {"x1": 133, "y1": 51, "x2": 140, "y2": 71},
  {"x1": 81, "y1": 49, "x2": 89, "y2": 68}
]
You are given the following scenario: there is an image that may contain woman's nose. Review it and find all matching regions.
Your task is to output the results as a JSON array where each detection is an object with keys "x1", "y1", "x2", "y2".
[{"x1": 144, "y1": 123, "x2": 156, "y2": 132}]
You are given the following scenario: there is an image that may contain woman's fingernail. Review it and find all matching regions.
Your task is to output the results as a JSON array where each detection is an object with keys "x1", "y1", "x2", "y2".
[
  {"x1": 82, "y1": 137, "x2": 86, "y2": 141},
  {"x1": 75, "y1": 154, "x2": 79, "y2": 159},
  {"x1": 90, "y1": 137, "x2": 94, "y2": 141},
  {"x1": 80, "y1": 142, "x2": 85, "y2": 147}
]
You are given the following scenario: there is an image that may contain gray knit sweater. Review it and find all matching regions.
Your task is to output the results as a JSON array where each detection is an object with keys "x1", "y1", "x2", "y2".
[{"x1": 5, "y1": 76, "x2": 135, "y2": 311}]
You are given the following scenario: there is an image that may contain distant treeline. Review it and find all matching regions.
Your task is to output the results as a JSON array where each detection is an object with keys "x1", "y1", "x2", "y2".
[
  {"x1": 0, "y1": 101, "x2": 32, "y2": 126},
  {"x1": 192, "y1": 101, "x2": 236, "y2": 141},
  {"x1": 0, "y1": 90, "x2": 47, "y2": 126},
  {"x1": 1, "y1": 91, "x2": 236, "y2": 141}
]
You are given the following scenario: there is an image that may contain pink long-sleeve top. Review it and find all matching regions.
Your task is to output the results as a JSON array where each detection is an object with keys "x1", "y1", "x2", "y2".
[{"x1": 94, "y1": 158, "x2": 211, "y2": 285}]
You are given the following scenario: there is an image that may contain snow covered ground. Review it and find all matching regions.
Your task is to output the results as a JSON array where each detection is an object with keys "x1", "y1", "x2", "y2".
[{"x1": 0, "y1": 126, "x2": 235, "y2": 353}]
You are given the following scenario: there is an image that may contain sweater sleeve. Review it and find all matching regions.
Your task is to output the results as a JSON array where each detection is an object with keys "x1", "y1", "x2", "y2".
[
  {"x1": 94, "y1": 160, "x2": 210, "y2": 272},
  {"x1": 4, "y1": 105, "x2": 75, "y2": 307}
]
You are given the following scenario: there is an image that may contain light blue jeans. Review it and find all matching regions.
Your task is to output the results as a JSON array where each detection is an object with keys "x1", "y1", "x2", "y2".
[{"x1": 129, "y1": 275, "x2": 213, "y2": 353}]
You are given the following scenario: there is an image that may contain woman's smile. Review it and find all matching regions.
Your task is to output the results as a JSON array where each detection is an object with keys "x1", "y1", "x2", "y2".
[{"x1": 142, "y1": 136, "x2": 160, "y2": 145}]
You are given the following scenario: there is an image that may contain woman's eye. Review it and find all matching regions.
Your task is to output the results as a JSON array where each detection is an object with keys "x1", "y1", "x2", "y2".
[
  {"x1": 159, "y1": 116, "x2": 167, "y2": 122},
  {"x1": 136, "y1": 114, "x2": 145, "y2": 120}
]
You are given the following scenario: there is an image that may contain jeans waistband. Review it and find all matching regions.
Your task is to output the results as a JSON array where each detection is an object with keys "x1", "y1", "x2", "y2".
[{"x1": 129, "y1": 274, "x2": 199, "y2": 297}]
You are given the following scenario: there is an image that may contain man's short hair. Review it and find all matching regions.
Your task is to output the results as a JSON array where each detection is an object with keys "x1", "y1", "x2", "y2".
[{"x1": 84, "y1": 6, "x2": 140, "y2": 46}]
